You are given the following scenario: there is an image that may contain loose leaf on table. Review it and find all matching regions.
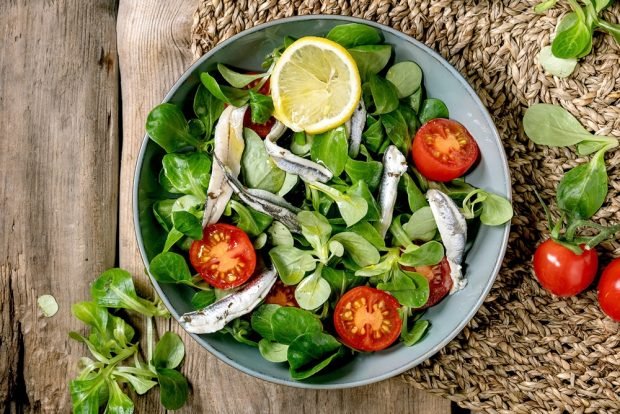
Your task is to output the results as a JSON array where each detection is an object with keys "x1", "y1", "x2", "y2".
[
  {"x1": 146, "y1": 103, "x2": 201, "y2": 153},
  {"x1": 330, "y1": 232, "x2": 380, "y2": 267},
  {"x1": 551, "y1": 12, "x2": 592, "y2": 59},
  {"x1": 308, "y1": 181, "x2": 368, "y2": 227},
  {"x1": 534, "y1": 0, "x2": 558, "y2": 13},
  {"x1": 70, "y1": 374, "x2": 106, "y2": 414},
  {"x1": 399, "y1": 241, "x2": 444, "y2": 267},
  {"x1": 161, "y1": 152, "x2": 211, "y2": 199},
  {"x1": 368, "y1": 74, "x2": 400, "y2": 115},
  {"x1": 217, "y1": 63, "x2": 266, "y2": 88},
  {"x1": 326, "y1": 23, "x2": 382, "y2": 48},
  {"x1": 294, "y1": 268, "x2": 331, "y2": 310},
  {"x1": 156, "y1": 368, "x2": 189, "y2": 410},
  {"x1": 149, "y1": 252, "x2": 192, "y2": 285},
  {"x1": 248, "y1": 90, "x2": 274, "y2": 124},
  {"x1": 310, "y1": 125, "x2": 349, "y2": 176},
  {"x1": 152, "y1": 332, "x2": 185, "y2": 370},
  {"x1": 377, "y1": 268, "x2": 429, "y2": 308},
  {"x1": 418, "y1": 98, "x2": 449, "y2": 124},
  {"x1": 229, "y1": 199, "x2": 273, "y2": 237},
  {"x1": 538, "y1": 45, "x2": 577, "y2": 78},
  {"x1": 348, "y1": 45, "x2": 392, "y2": 80},
  {"x1": 241, "y1": 128, "x2": 285, "y2": 193},
  {"x1": 385, "y1": 61, "x2": 423, "y2": 99},
  {"x1": 269, "y1": 245, "x2": 316, "y2": 285},
  {"x1": 557, "y1": 147, "x2": 608, "y2": 219},
  {"x1": 105, "y1": 378, "x2": 135, "y2": 414},
  {"x1": 345, "y1": 157, "x2": 383, "y2": 192},
  {"x1": 194, "y1": 84, "x2": 225, "y2": 139},
  {"x1": 200, "y1": 72, "x2": 249, "y2": 107},
  {"x1": 287, "y1": 331, "x2": 343, "y2": 380},
  {"x1": 71, "y1": 301, "x2": 108, "y2": 333},
  {"x1": 258, "y1": 339, "x2": 289, "y2": 363},
  {"x1": 402, "y1": 206, "x2": 437, "y2": 242}
]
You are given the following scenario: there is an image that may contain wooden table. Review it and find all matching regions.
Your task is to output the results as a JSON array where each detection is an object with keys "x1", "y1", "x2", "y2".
[{"x1": 1, "y1": 1, "x2": 457, "y2": 412}]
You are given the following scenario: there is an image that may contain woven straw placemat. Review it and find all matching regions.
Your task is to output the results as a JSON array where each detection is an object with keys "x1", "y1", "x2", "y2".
[{"x1": 191, "y1": 1, "x2": 620, "y2": 412}]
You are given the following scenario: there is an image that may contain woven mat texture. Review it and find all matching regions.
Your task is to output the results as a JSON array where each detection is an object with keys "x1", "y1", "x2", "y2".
[{"x1": 191, "y1": 1, "x2": 620, "y2": 412}]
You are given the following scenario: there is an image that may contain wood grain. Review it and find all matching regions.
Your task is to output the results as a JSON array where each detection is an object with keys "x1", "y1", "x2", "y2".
[
  {"x1": 0, "y1": 0, "x2": 119, "y2": 411},
  {"x1": 116, "y1": 1, "x2": 451, "y2": 413}
]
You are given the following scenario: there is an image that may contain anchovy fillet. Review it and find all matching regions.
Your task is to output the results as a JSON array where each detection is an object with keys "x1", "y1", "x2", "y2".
[
  {"x1": 180, "y1": 267, "x2": 277, "y2": 334},
  {"x1": 202, "y1": 105, "x2": 247, "y2": 227},
  {"x1": 264, "y1": 121, "x2": 333, "y2": 183},
  {"x1": 376, "y1": 145, "x2": 408, "y2": 238},
  {"x1": 348, "y1": 100, "x2": 366, "y2": 158},
  {"x1": 426, "y1": 189, "x2": 468, "y2": 294},
  {"x1": 214, "y1": 156, "x2": 302, "y2": 233}
]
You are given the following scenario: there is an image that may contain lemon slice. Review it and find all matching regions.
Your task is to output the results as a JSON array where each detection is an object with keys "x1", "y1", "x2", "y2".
[{"x1": 271, "y1": 37, "x2": 361, "y2": 134}]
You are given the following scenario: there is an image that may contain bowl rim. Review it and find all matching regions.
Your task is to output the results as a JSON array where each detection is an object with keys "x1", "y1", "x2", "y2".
[{"x1": 133, "y1": 14, "x2": 511, "y2": 389}]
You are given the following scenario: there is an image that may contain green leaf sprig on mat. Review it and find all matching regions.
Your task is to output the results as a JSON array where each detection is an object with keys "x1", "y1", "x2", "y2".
[
  {"x1": 535, "y1": 0, "x2": 620, "y2": 77},
  {"x1": 70, "y1": 269, "x2": 189, "y2": 413}
]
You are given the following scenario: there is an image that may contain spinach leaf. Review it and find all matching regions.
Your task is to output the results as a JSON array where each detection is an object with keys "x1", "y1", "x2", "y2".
[
  {"x1": 106, "y1": 378, "x2": 134, "y2": 414},
  {"x1": 156, "y1": 368, "x2": 189, "y2": 410},
  {"x1": 399, "y1": 241, "x2": 444, "y2": 267},
  {"x1": 399, "y1": 104, "x2": 420, "y2": 136},
  {"x1": 162, "y1": 152, "x2": 212, "y2": 198},
  {"x1": 400, "y1": 173, "x2": 427, "y2": 213},
  {"x1": 347, "y1": 180, "x2": 380, "y2": 222},
  {"x1": 258, "y1": 339, "x2": 289, "y2": 363},
  {"x1": 308, "y1": 181, "x2": 368, "y2": 227},
  {"x1": 557, "y1": 147, "x2": 608, "y2": 219},
  {"x1": 229, "y1": 199, "x2": 273, "y2": 237},
  {"x1": 269, "y1": 245, "x2": 317, "y2": 285},
  {"x1": 348, "y1": 221, "x2": 385, "y2": 250},
  {"x1": 191, "y1": 290, "x2": 216, "y2": 309},
  {"x1": 311, "y1": 126, "x2": 349, "y2": 176},
  {"x1": 149, "y1": 252, "x2": 192, "y2": 285},
  {"x1": 162, "y1": 229, "x2": 184, "y2": 253},
  {"x1": 418, "y1": 98, "x2": 449, "y2": 124},
  {"x1": 251, "y1": 304, "x2": 281, "y2": 342},
  {"x1": 480, "y1": 192, "x2": 513, "y2": 226},
  {"x1": 194, "y1": 84, "x2": 225, "y2": 139},
  {"x1": 368, "y1": 74, "x2": 400, "y2": 115},
  {"x1": 146, "y1": 104, "x2": 200, "y2": 153},
  {"x1": 345, "y1": 158, "x2": 383, "y2": 192},
  {"x1": 361, "y1": 116, "x2": 385, "y2": 152},
  {"x1": 538, "y1": 45, "x2": 577, "y2": 78},
  {"x1": 534, "y1": 0, "x2": 559, "y2": 13},
  {"x1": 241, "y1": 128, "x2": 285, "y2": 192},
  {"x1": 153, "y1": 199, "x2": 175, "y2": 232},
  {"x1": 322, "y1": 267, "x2": 364, "y2": 297},
  {"x1": 381, "y1": 109, "x2": 410, "y2": 155},
  {"x1": 298, "y1": 211, "x2": 332, "y2": 259},
  {"x1": 217, "y1": 63, "x2": 266, "y2": 88},
  {"x1": 188, "y1": 119, "x2": 206, "y2": 138},
  {"x1": 248, "y1": 90, "x2": 274, "y2": 124},
  {"x1": 271, "y1": 307, "x2": 323, "y2": 344},
  {"x1": 294, "y1": 267, "x2": 331, "y2": 310},
  {"x1": 552, "y1": 12, "x2": 592, "y2": 59},
  {"x1": 401, "y1": 319, "x2": 429, "y2": 346},
  {"x1": 407, "y1": 87, "x2": 423, "y2": 114},
  {"x1": 200, "y1": 72, "x2": 249, "y2": 107},
  {"x1": 152, "y1": 332, "x2": 184, "y2": 370},
  {"x1": 348, "y1": 45, "x2": 392, "y2": 80},
  {"x1": 277, "y1": 172, "x2": 299, "y2": 197},
  {"x1": 377, "y1": 269, "x2": 429, "y2": 308},
  {"x1": 71, "y1": 302, "x2": 108, "y2": 333},
  {"x1": 268, "y1": 221, "x2": 294, "y2": 247},
  {"x1": 402, "y1": 206, "x2": 437, "y2": 241},
  {"x1": 386, "y1": 61, "x2": 423, "y2": 98},
  {"x1": 70, "y1": 375, "x2": 106, "y2": 414},
  {"x1": 326, "y1": 23, "x2": 382, "y2": 48},
  {"x1": 290, "y1": 131, "x2": 313, "y2": 156},
  {"x1": 171, "y1": 211, "x2": 202, "y2": 240},
  {"x1": 287, "y1": 332, "x2": 343, "y2": 380},
  {"x1": 330, "y1": 232, "x2": 380, "y2": 267}
]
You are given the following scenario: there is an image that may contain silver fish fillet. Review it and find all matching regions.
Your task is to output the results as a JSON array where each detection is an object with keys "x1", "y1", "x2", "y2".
[
  {"x1": 214, "y1": 156, "x2": 302, "y2": 233},
  {"x1": 426, "y1": 189, "x2": 467, "y2": 293},
  {"x1": 348, "y1": 100, "x2": 366, "y2": 158},
  {"x1": 180, "y1": 267, "x2": 277, "y2": 334},
  {"x1": 202, "y1": 105, "x2": 247, "y2": 227},
  {"x1": 264, "y1": 121, "x2": 333, "y2": 183},
  {"x1": 376, "y1": 145, "x2": 408, "y2": 238}
]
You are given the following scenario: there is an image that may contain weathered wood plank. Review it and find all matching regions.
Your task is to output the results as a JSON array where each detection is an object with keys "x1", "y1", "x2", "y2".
[
  {"x1": 0, "y1": 0, "x2": 119, "y2": 411},
  {"x1": 116, "y1": 1, "x2": 452, "y2": 413}
]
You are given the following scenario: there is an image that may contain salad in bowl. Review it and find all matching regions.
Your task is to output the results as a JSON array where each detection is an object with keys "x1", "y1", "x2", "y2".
[{"x1": 138, "y1": 18, "x2": 512, "y2": 385}]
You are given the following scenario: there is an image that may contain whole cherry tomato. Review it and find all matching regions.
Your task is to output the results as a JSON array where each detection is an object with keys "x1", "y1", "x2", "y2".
[{"x1": 598, "y1": 258, "x2": 620, "y2": 321}]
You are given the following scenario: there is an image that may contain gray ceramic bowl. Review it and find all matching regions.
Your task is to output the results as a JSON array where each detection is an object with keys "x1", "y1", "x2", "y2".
[{"x1": 134, "y1": 15, "x2": 511, "y2": 389}]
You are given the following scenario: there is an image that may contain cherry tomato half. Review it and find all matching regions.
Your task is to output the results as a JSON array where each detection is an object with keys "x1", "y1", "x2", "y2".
[
  {"x1": 532, "y1": 240, "x2": 598, "y2": 297},
  {"x1": 412, "y1": 119, "x2": 480, "y2": 182},
  {"x1": 598, "y1": 258, "x2": 620, "y2": 321},
  {"x1": 403, "y1": 257, "x2": 453, "y2": 308},
  {"x1": 189, "y1": 223, "x2": 257, "y2": 289},
  {"x1": 243, "y1": 76, "x2": 275, "y2": 138},
  {"x1": 333, "y1": 286, "x2": 402, "y2": 352},
  {"x1": 264, "y1": 279, "x2": 298, "y2": 307}
]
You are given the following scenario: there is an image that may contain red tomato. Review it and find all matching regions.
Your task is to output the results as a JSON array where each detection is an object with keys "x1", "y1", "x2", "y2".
[
  {"x1": 598, "y1": 258, "x2": 620, "y2": 321},
  {"x1": 189, "y1": 223, "x2": 256, "y2": 289},
  {"x1": 411, "y1": 119, "x2": 480, "y2": 182},
  {"x1": 243, "y1": 76, "x2": 275, "y2": 138},
  {"x1": 264, "y1": 280, "x2": 298, "y2": 307},
  {"x1": 403, "y1": 257, "x2": 453, "y2": 308},
  {"x1": 532, "y1": 240, "x2": 598, "y2": 297},
  {"x1": 333, "y1": 286, "x2": 402, "y2": 352}
]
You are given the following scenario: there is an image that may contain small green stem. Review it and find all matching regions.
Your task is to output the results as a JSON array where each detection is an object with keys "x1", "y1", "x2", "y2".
[
  {"x1": 586, "y1": 224, "x2": 620, "y2": 248},
  {"x1": 565, "y1": 219, "x2": 608, "y2": 241},
  {"x1": 146, "y1": 317, "x2": 154, "y2": 366},
  {"x1": 598, "y1": 19, "x2": 620, "y2": 41}
]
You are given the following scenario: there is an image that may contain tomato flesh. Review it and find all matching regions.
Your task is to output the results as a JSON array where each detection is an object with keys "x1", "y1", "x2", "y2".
[
  {"x1": 333, "y1": 286, "x2": 402, "y2": 352},
  {"x1": 403, "y1": 257, "x2": 452, "y2": 308},
  {"x1": 532, "y1": 240, "x2": 598, "y2": 297},
  {"x1": 265, "y1": 280, "x2": 298, "y2": 307},
  {"x1": 598, "y1": 258, "x2": 620, "y2": 321},
  {"x1": 412, "y1": 119, "x2": 480, "y2": 182},
  {"x1": 189, "y1": 223, "x2": 256, "y2": 289},
  {"x1": 243, "y1": 76, "x2": 275, "y2": 138}
]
